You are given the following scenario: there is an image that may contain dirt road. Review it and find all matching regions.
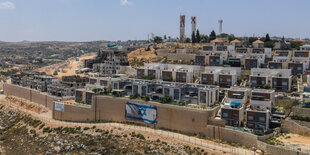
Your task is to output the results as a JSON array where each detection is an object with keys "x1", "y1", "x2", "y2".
[
  {"x1": 35, "y1": 53, "x2": 96, "y2": 80},
  {"x1": 0, "y1": 94, "x2": 255, "y2": 155}
]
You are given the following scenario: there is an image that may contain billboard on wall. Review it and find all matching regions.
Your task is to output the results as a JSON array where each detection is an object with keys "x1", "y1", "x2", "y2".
[
  {"x1": 125, "y1": 102, "x2": 157, "y2": 124},
  {"x1": 54, "y1": 102, "x2": 65, "y2": 112}
]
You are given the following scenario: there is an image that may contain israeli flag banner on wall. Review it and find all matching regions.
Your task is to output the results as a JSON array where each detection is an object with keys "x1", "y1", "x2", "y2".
[{"x1": 125, "y1": 102, "x2": 157, "y2": 124}]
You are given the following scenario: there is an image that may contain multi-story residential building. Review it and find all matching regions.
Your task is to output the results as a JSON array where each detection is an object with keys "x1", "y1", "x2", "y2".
[
  {"x1": 85, "y1": 49, "x2": 129, "y2": 75},
  {"x1": 245, "y1": 89, "x2": 275, "y2": 131},
  {"x1": 288, "y1": 62, "x2": 304, "y2": 75},
  {"x1": 136, "y1": 63, "x2": 201, "y2": 83},
  {"x1": 250, "y1": 68, "x2": 292, "y2": 91},
  {"x1": 201, "y1": 67, "x2": 241, "y2": 88},
  {"x1": 47, "y1": 76, "x2": 89, "y2": 97},
  {"x1": 300, "y1": 44, "x2": 310, "y2": 51},
  {"x1": 11, "y1": 71, "x2": 46, "y2": 86},
  {"x1": 208, "y1": 55, "x2": 223, "y2": 66},
  {"x1": 251, "y1": 48, "x2": 272, "y2": 58},
  {"x1": 230, "y1": 39, "x2": 242, "y2": 47},
  {"x1": 244, "y1": 54, "x2": 265, "y2": 70},
  {"x1": 221, "y1": 87, "x2": 251, "y2": 127},
  {"x1": 268, "y1": 50, "x2": 292, "y2": 69},
  {"x1": 211, "y1": 39, "x2": 224, "y2": 46},
  {"x1": 288, "y1": 50, "x2": 310, "y2": 75},
  {"x1": 252, "y1": 40, "x2": 264, "y2": 48},
  {"x1": 82, "y1": 77, "x2": 219, "y2": 106},
  {"x1": 194, "y1": 55, "x2": 206, "y2": 66}
]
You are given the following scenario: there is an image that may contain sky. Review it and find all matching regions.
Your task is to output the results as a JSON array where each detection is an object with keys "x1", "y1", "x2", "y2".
[{"x1": 0, "y1": 0, "x2": 309, "y2": 42}]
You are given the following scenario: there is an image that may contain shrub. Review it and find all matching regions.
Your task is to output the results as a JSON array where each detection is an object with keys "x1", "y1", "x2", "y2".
[
  {"x1": 137, "y1": 134, "x2": 145, "y2": 140},
  {"x1": 263, "y1": 84, "x2": 271, "y2": 89},
  {"x1": 142, "y1": 96, "x2": 150, "y2": 102},
  {"x1": 130, "y1": 94, "x2": 139, "y2": 99},
  {"x1": 43, "y1": 127, "x2": 51, "y2": 133},
  {"x1": 39, "y1": 124, "x2": 45, "y2": 130},
  {"x1": 161, "y1": 95, "x2": 172, "y2": 103}
]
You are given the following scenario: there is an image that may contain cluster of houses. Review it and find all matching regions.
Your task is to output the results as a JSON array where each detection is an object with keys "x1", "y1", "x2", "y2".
[
  {"x1": 11, "y1": 72, "x2": 89, "y2": 97},
  {"x1": 8, "y1": 40, "x2": 310, "y2": 133}
]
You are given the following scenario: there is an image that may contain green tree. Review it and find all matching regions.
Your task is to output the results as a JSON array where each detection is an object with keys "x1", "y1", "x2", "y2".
[
  {"x1": 200, "y1": 35, "x2": 208, "y2": 43},
  {"x1": 185, "y1": 38, "x2": 191, "y2": 43},
  {"x1": 290, "y1": 41, "x2": 302, "y2": 50},
  {"x1": 263, "y1": 84, "x2": 271, "y2": 89},
  {"x1": 196, "y1": 29, "x2": 201, "y2": 43},
  {"x1": 153, "y1": 36, "x2": 163, "y2": 44},
  {"x1": 248, "y1": 37, "x2": 258, "y2": 44},
  {"x1": 191, "y1": 31, "x2": 196, "y2": 43},
  {"x1": 161, "y1": 95, "x2": 172, "y2": 103},
  {"x1": 228, "y1": 35, "x2": 236, "y2": 42},
  {"x1": 209, "y1": 30, "x2": 216, "y2": 41},
  {"x1": 264, "y1": 41, "x2": 274, "y2": 48},
  {"x1": 265, "y1": 34, "x2": 271, "y2": 42}
]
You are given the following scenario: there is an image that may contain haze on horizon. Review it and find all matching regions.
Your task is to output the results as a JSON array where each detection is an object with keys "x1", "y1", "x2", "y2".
[{"x1": 0, "y1": 0, "x2": 309, "y2": 42}]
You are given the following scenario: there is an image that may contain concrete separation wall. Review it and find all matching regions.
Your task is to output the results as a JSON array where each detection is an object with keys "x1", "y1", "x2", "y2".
[
  {"x1": 54, "y1": 95, "x2": 219, "y2": 134},
  {"x1": 8, "y1": 84, "x2": 298, "y2": 154},
  {"x1": 53, "y1": 104, "x2": 95, "y2": 122},
  {"x1": 4, "y1": 84, "x2": 31, "y2": 101},
  {"x1": 3, "y1": 84, "x2": 60, "y2": 110},
  {"x1": 53, "y1": 96, "x2": 258, "y2": 148}
]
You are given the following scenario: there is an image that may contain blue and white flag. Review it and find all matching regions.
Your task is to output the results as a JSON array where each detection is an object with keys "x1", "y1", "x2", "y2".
[{"x1": 125, "y1": 102, "x2": 157, "y2": 124}]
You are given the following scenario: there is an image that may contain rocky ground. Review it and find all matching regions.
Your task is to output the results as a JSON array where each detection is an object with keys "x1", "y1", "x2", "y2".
[{"x1": 0, "y1": 103, "x2": 216, "y2": 155}]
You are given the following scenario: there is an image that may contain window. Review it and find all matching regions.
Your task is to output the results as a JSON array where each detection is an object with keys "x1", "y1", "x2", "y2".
[
  {"x1": 297, "y1": 67, "x2": 302, "y2": 70},
  {"x1": 248, "y1": 116, "x2": 254, "y2": 121},
  {"x1": 227, "y1": 78, "x2": 231, "y2": 82},
  {"x1": 174, "y1": 89, "x2": 180, "y2": 100},
  {"x1": 222, "y1": 112, "x2": 228, "y2": 118},
  {"x1": 282, "y1": 81, "x2": 288, "y2": 86},
  {"x1": 164, "y1": 88, "x2": 170, "y2": 95},
  {"x1": 133, "y1": 85, "x2": 138, "y2": 95},
  {"x1": 113, "y1": 83, "x2": 118, "y2": 89},
  {"x1": 232, "y1": 114, "x2": 238, "y2": 118},
  {"x1": 142, "y1": 86, "x2": 146, "y2": 97},
  {"x1": 202, "y1": 76, "x2": 206, "y2": 81},
  {"x1": 259, "y1": 116, "x2": 266, "y2": 122},
  {"x1": 200, "y1": 92, "x2": 206, "y2": 103}
]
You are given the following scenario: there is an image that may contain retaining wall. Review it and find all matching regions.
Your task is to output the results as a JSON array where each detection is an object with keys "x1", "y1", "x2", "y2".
[
  {"x1": 282, "y1": 119, "x2": 310, "y2": 136},
  {"x1": 292, "y1": 106, "x2": 310, "y2": 117},
  {"x1": 204, "y1": 125, "x2": 258, "y2": 148}
]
